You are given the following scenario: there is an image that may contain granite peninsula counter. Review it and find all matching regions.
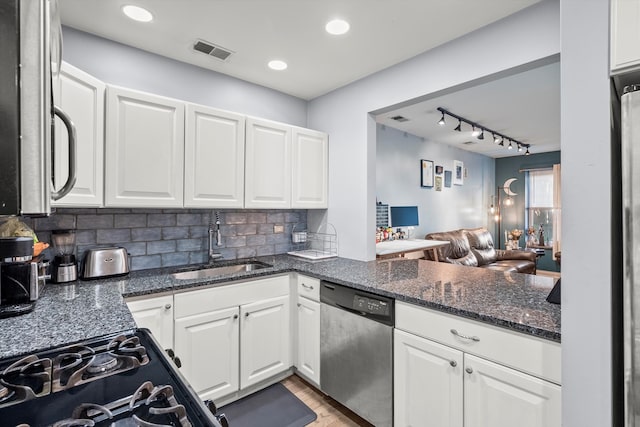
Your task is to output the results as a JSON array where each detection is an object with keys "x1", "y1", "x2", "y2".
[{"x1": 0, "y1": 254, "x2": 561, "y2": 359}]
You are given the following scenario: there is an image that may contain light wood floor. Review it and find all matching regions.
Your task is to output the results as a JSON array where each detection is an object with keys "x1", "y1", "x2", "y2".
[
  {"x1": 281, "y1": 375, "x2": 374, "y2": 427},
  {"x1": 537, "y1": 269, "x2": 561, "y2": 279}
]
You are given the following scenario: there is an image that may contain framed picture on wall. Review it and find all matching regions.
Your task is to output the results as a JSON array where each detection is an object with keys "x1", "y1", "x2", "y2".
[
  {"x1": 444, "y1": 170, "x2": 452, "y2": 187},
  {"x1": 421, "y1": 159, "x2": 434, "y2": 187},
  {"x1": 435, "y1": 165, "x2": 444, "y2": 175},
  {"x1": 453, "y1": 160, "x2": 464, "y2": 185},
  {"x1": 435, "y1": 176, "x2": 443, "y2": 191}
]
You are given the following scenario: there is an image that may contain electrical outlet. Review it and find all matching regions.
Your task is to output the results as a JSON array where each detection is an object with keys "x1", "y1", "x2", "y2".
[{"x1": 274, "y1": 225, "x2": 284, "y2": 233}]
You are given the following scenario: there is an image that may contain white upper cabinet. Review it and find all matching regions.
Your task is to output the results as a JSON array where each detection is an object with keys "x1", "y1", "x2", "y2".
[
  {"x1": 184, "y1": 104, "x2": 245, "y2": 208},
  {"x1": 52, "y1": 62, "x2": 105, "y2": 207},
  {"x1": 105, "y1": 86, "x2": 185, "y2": 207},
  {"x1": 292, "y1": 127, "x2": 328, "y2": 208},
  {"x1": 244, "y1": 118, "x2": 292, "y2": 208},
  {"x1": 611, "y1": 0, "x2": 640, "y2": 73}
]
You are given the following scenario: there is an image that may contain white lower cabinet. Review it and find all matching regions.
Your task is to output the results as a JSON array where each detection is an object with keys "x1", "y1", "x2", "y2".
[
  {"x1": 126, "y1": 294, "x2": 174, "y2": 351},
  {"x1": 296, "y1": 295, "x2": 320, "y2": 385},
  {"x1": 240, "y1": 295, "x2": 291, "y2": 389},
  {"x1": 173, "y1": 275, "x2": 290, "y2": 401},
  {"x1": 174, "y1": 306, "x2": 240, "y2": 401},
  {"x1": 394, "y1": 302, "x2": 561, "y2": 427}
]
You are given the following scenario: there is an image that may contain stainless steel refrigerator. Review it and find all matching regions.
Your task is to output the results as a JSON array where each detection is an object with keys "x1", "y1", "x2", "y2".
[{"x1": 622, "y1": 84, "x2": 640, "y2": 427}]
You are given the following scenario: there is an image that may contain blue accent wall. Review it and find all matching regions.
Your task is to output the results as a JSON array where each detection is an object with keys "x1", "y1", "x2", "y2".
[{"x1": 495, "y1": 151, "x2": 560, "y2": 271}]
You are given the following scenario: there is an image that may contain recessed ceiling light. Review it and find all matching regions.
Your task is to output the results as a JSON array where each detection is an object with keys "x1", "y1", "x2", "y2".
[
  {"x1": 122, "y1": 5, "x2": 153, "y2": 22},
  {"x1": 268, "y1": 60, "x2": 288, "y2": 71},
  {"x1": 325, "y1": 19, "x2": 350, "y2": 35}
]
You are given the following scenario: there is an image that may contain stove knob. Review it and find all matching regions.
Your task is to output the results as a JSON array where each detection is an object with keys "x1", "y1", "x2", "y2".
[
  {"x1": 173, "y1": 356, "x2": 182, "y2": 368},
  {"x1": 204, "y1": 399, "x2": 218, "y2": 414},
  {"x1": 216, "y1": 413, "x2": 229, "y2": 427},
  {"x1": 166, "y1": 348, "x2": 175, "y2": 358}
]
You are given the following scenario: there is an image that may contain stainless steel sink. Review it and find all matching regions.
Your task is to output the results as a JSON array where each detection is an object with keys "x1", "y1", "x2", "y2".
[{"x1": 171, "y1": 262, "x2": 271, "y2": 280}]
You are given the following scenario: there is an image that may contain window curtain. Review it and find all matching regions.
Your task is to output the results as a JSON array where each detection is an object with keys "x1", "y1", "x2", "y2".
[{"x1": 552, "y1": 163, "x2": 561, "y2": 260}]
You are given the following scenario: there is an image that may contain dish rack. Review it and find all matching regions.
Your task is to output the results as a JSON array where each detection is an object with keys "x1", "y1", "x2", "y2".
[{"x1": 288, "y1": 223, "x2": 338, "y2": 260}]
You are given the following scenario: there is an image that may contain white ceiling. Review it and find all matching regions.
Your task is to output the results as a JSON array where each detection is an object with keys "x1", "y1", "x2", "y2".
[
  {"x1": 58, "y1": 0, "x2": 540, "y2": 101},
  {"x1": 375, "y1": 61, "x2": 561, "y2": 158}
]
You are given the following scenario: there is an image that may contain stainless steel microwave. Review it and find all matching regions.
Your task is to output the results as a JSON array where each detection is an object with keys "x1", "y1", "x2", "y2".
[{"x1": 0, "y1": 0, "x2": 76, "y2": 216}]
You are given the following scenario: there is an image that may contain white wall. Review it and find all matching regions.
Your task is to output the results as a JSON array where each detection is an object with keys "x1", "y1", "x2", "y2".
[
  {"x1": 376, "y1": 125, "x2": 495, "y2": 238},
  {"x1": 561, "y1": 0, "x2": 612, "y2": 426},
  {"x1": 307, "y1": 0, "x2": 560, "y2": 261},
  {"x1": 61, "y1": 27, "x2": 308, "y2": 126}
]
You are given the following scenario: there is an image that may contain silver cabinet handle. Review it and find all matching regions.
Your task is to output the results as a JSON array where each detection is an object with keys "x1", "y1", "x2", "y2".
[
  {"x1": 233, "y1": 314, "x2": 238, "y2": 320},
  {"x1": 450, "y1": 329, "x2": 480, "y2": 342},
  {"x1": 465, "y1": 367, "x2": 474, "y2": 374},
  {"x1": 51, "y1": 106, "x2": 77, "y2": 200},
  {"x1": 245, "y1": 312, "x2": 250, "y2": 317},
  {"x1": 164, "y1": 304, "x2": 172, "y2": 310},
  {"x1": 449, "y1": 360, "x2": 457, "y2": 367},
  {"x1": 301, "y1": 283, "x2": 314, "y2": 290}
]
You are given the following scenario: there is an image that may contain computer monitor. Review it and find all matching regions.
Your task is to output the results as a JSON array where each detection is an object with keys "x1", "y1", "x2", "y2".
[{"x1": 390, "y1": 206, "x2": 419, "y2": 227}]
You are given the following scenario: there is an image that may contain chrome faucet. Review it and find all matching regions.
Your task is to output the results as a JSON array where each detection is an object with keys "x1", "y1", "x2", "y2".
[{"x1": 208, "y1": 212, "x2": 223, "y2": 262}]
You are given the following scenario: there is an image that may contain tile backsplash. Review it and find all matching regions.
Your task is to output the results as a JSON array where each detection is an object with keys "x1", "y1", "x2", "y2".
[{"x1": 27, "y1": 208, "x2": 307, "y2": 271}]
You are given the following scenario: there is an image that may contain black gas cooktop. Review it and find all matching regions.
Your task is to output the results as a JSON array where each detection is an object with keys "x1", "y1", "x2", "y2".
[{"x1": 0, "y1": 329, "x2": 225, "y2": 426}]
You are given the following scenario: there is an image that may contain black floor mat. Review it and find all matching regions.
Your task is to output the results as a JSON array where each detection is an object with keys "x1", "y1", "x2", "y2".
[{"x1": 219, "y1": 382, "x2": 317, "y2": 427}]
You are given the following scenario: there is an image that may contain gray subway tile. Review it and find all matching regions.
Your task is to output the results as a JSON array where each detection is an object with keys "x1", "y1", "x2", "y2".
[
  {"x1": 257, "y1": 223, "x2": 275, "y2": 235},
  {"x1": 189, "y1": 252, "x2": 208, "y2": 265},
  {"x1": 96, "y1": 228, "x2": 131, "y2": 243},
  {"x1": 247, "y1": 213, "x2": 267, "y2": 224},
  {"x1": 75, "y1": 230, "x2": 96, "y2": 245},
  {"x1": 225, "y1": 212, "x2": 247, "y2": 225},
  {"x1": 131, "y1": 228, "x2": 162, "y2": 241},
  {"x1": 101, "y1": 208, "x2": 132, "y2": 214},
  {"x1": 131, "y1": 255, "x2": 162, "y2": 271},
  {"x1": 217, "y1": 248, "x2": 237, "y2": 260},
  {"x1": 147, "y1": 240, "x2": 176, "y2": 254},
  {"x1": 266, "y1": 212, "x2": 284, "y2": 224},
  {"x1": 162, "y1": 226, "x2": 190, "y2": 240},
  {"x1": 275, "y1": 243, "x2": 292, "y2": 254},
  {"x1": 285, "y1": 212, "x2": 300, "y2": 223},
  {"x1": 220, "y1": 225, "x2": 237, "y2": 237},
  {"x1": 120, "y1": 242, "x2": 147, "y2": 256},
  {"x1": 256, "y1": 245, "x2": 276, "y2": 256},
  {"x1": 114, "y1": 214, "x2": 147, "y2": 228},
  {"x1": 224, "y1": 236, "x2": 246, "y2": 248},
  {"x1": 236, "y1": 224, "x2": 257, "y2": 236},
  {"x1": 77, "y1": 215, "x2": 113, "y2": 230},
  {"x1": 35, "y1": 214, "x2": 76, "y2": 230},
  {"x1": 161, "y1": 252, "x2": 190, "y2": 267},
  {"x1": 189, "y1": 225, "x2": 207, "y2": 238},
  {"x1": 177, "y1": 213, "x2": 203, "y2": 226},
  {"x1": 177, "y1": 238, "x2": 204, "y2": 252},
  {"x1": 266, "y1": 233, "x2": 288, "y2": 245},
  {"x1": 147, "y1": 214, "x2": 176, "y2": 227},
  {"x1": 237, "y1": 247, "x2": 257, "y2": 259},
  {"x1": 246, "y1": 234, "x2": 267, "y2": 246}
]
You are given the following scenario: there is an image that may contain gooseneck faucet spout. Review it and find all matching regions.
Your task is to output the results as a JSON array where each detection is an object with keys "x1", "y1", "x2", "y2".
[{"x1": 209, "y1": 212, "x2": 223, "y2": 262}]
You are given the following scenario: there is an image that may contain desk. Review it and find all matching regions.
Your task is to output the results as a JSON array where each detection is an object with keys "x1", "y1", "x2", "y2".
[{"x1": 376, "y1": 239, "x2": 450, "y2": 261}]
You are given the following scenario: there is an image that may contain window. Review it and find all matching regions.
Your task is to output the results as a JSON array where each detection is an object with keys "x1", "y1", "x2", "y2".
[{"x1": 525, "y1": 169, "x2": 555, "y2": 246}]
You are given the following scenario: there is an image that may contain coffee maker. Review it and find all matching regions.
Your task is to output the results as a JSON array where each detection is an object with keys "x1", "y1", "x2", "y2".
[
  {"x1": 51, "y1": 230, "x2": 78, "y2": 283},
  {"x1": 0, "y1": 236, "x2": 47, "y2": 318}
]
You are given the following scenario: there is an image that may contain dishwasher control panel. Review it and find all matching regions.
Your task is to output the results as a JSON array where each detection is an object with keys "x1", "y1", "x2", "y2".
[{"x1": 353, "y1": 295, "x2": 390, "y2": 316}]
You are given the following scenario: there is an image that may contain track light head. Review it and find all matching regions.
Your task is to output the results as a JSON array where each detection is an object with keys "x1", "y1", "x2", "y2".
[
  {"x1": 517, "y1": 144, "x2": 523, "y2": 152},
  {"x1": 493, "y1": 134, "x2": 501, "y2": 144},
  {"x1": 471, "y1": 126, "x2": 481, "y2": 137},
  {"x1": 498, "y1": 140, "x2": 504, "y2": 147},
  {"x1": 454, "y1": 120, "x2": 462, "y2": 132},
  {"x1": 525, "y1": 147, "x2": 530, "y2": 155},
  {"x1": 477, "y1": 130, "x2": 484, "y2": 140},
  {"x1": 508, "y1": 141, "x2": 513, "y2": 150},
  {"x1": 438, "y1": 112, "x2": 446, "y2": 126}
]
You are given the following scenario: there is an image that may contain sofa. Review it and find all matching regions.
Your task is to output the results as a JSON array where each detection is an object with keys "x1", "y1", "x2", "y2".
[{"x1": 425, "y1": 227, "x2": 537, "y2": 274}]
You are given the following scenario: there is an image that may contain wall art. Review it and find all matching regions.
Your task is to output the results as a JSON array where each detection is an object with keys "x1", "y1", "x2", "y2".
[
  {"x1": 453, "y1": 160, "x2": 464, "y2": 185},
  {"x1": 444, "y1": 170, "x2": 452, "y2": 187},
  {"x1": 421, "y1": 159, "x2": 434, "y2": 187}
]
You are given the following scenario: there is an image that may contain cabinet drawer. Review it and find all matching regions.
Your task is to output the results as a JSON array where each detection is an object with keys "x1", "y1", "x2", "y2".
[
  {"x1": 396, "y1": 301, "x2": 561, "y2": 384},
  {"x1": 296, "y1": 275, "x2": 320, "y2": 302},
  {"x1": 174, "y1": 275, "x2": 289, "y2": 318}
]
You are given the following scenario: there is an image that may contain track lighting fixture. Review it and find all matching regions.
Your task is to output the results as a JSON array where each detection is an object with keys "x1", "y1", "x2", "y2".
[{"x1": 436, "y1": 107, "x2": 531, "y2": 155}]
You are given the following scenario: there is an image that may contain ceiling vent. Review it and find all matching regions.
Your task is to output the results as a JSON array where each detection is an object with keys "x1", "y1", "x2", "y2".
[
  {"x1": 193, "y1": 40, "x2": 233, "y2": 61},
  {"x1": 390, "y1": 115, "x2": 409, "y2": 122}
]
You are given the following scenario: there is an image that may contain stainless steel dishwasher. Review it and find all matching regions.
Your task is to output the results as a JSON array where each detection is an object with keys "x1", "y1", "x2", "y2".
[{"x1": 320, "y1": 280, "x2": 394, "y2": 427}]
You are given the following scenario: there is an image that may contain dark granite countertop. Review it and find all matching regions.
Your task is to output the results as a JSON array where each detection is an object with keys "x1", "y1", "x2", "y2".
[{"x1": 0, "y1": 255, "x2": 560, "y2": 359}]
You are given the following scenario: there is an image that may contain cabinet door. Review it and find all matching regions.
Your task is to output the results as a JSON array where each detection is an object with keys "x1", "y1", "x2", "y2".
[
  {"x1": 174, "y1": 306, "x2": 240, "y2": 401},
  {"x1": 240, "y1": 295, "x2": 291, "y2": 388},
  {"x1": 611, "y1": 0, "x2": 640, "y2": 73},
  {"x1": 394, "y1": 329, "x2": 463, "y2": 427},
  {"x1": 52, "y1": 62, "x2": 105, "y2": 207},
  {"x1": 244, "y1": 118, "x2": 291, "y2": 208},
  {"x1": 184, "y1": 104, "x2": 245, "y2": 208},
  {"x1": 291, "y1": 128, "x2": 328, "y2": 208},
  {"x1": 464, "y1": 354, "x2": 561, "y2": 427},
  {"x1": 126, "y1": 295, "x2": 174, "y2": 351},
  {"x1": 296, "y1": 296, "x2": 320, "y2": 385},
  {"x1": 105, "y1": 86, "x2": 185, "y2": 207}
]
